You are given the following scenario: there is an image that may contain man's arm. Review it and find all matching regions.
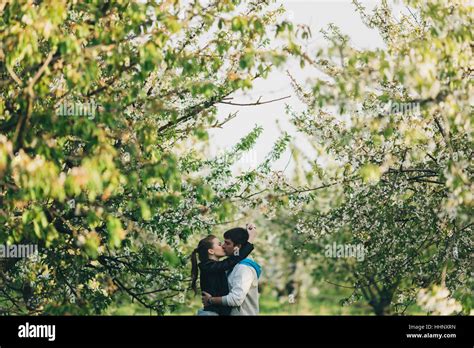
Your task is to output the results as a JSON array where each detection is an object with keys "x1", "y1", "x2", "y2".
[{"x1": 202, "y1": 265, "x2": 254, "y2": 307}]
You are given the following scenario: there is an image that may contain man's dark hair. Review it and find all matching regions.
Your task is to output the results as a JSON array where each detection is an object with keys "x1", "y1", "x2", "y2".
[{"x1": 223, "y1": 227, "x2": 248, "y2": 246}]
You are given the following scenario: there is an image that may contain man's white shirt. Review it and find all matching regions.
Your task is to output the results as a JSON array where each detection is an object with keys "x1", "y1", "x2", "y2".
[{"x1": 222, "y1": 262, "x2": 259, "y2": 315}]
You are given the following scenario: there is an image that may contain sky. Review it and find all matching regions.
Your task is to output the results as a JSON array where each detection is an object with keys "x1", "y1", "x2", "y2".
[{"x1": 207, "y1": 0, "x2": 391, "y2": 178}]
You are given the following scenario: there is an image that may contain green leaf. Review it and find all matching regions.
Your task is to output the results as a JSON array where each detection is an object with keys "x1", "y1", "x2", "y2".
[
  {"x1": 106, "y1": 216, "x2": 125, "y2": 249},
  {"x1": 359, "y1": 163, "x2": 381, "y2": 184}
]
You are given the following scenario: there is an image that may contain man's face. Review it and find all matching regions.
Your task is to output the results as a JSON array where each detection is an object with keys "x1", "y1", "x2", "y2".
[{"x1": 222, "y1": 238, "x2": 239, "y2": 256}]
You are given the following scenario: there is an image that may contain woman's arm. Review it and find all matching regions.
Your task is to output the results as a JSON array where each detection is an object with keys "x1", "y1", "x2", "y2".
[
  {"x1": 247, "y1": 223, "x2": 257, "y2": 243},
  {"x1": 199, "y1": 242, "x2": 254, "y2": 273}
]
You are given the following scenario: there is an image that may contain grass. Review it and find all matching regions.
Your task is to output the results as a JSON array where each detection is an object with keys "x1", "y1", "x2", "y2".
[
  {"x1": 106, "y1": 282, "x2": 376, "y2": 315},
  {"x1": 105, "y1": 281, "x2": 426, "y2": 315}
]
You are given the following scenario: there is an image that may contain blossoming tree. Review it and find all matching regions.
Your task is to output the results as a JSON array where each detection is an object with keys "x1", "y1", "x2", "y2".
[
  {"x1": 0, "y1": 0, "x2": 298, "y2": 314},
  {"x1": 282, "y1": 0, "x2": 472, "y2": 314}
]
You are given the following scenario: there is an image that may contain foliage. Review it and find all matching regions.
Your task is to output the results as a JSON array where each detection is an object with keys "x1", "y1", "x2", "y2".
[
  {"x1": 0, "y1": 0, "x2": 298, "y2": 315},
  {"x1": 281, "y1": 0, "x2": 472, "y2": 314}
]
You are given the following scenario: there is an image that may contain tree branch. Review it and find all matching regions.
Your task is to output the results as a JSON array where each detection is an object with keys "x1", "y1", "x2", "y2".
[{"x1": 218, "y1": 95, "x2": 291, "y2": 106}]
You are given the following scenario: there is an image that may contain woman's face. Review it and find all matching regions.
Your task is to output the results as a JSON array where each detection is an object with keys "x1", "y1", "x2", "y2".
[{"x1": 209, "y1": 238, "x2": 226, "y2": 258}]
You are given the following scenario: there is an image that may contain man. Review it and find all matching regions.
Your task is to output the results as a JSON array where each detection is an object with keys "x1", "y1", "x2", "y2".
[{"x1": 201, "y1": 224, "x2": 261, "y2": 315}]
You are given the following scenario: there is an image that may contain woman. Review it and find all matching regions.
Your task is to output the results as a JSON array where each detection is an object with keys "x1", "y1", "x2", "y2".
[{"x1": 191, "y1": 224, "x2": 256, "y2": 315}]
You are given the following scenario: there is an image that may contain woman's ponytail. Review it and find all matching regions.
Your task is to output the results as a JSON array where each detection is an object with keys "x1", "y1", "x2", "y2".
[
  {"x1": 190, "y1": 235, "x2": 216, "y2": 295},
  {"x1": 191, "y1": 248, "x2": 199, "y2": 295}
]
